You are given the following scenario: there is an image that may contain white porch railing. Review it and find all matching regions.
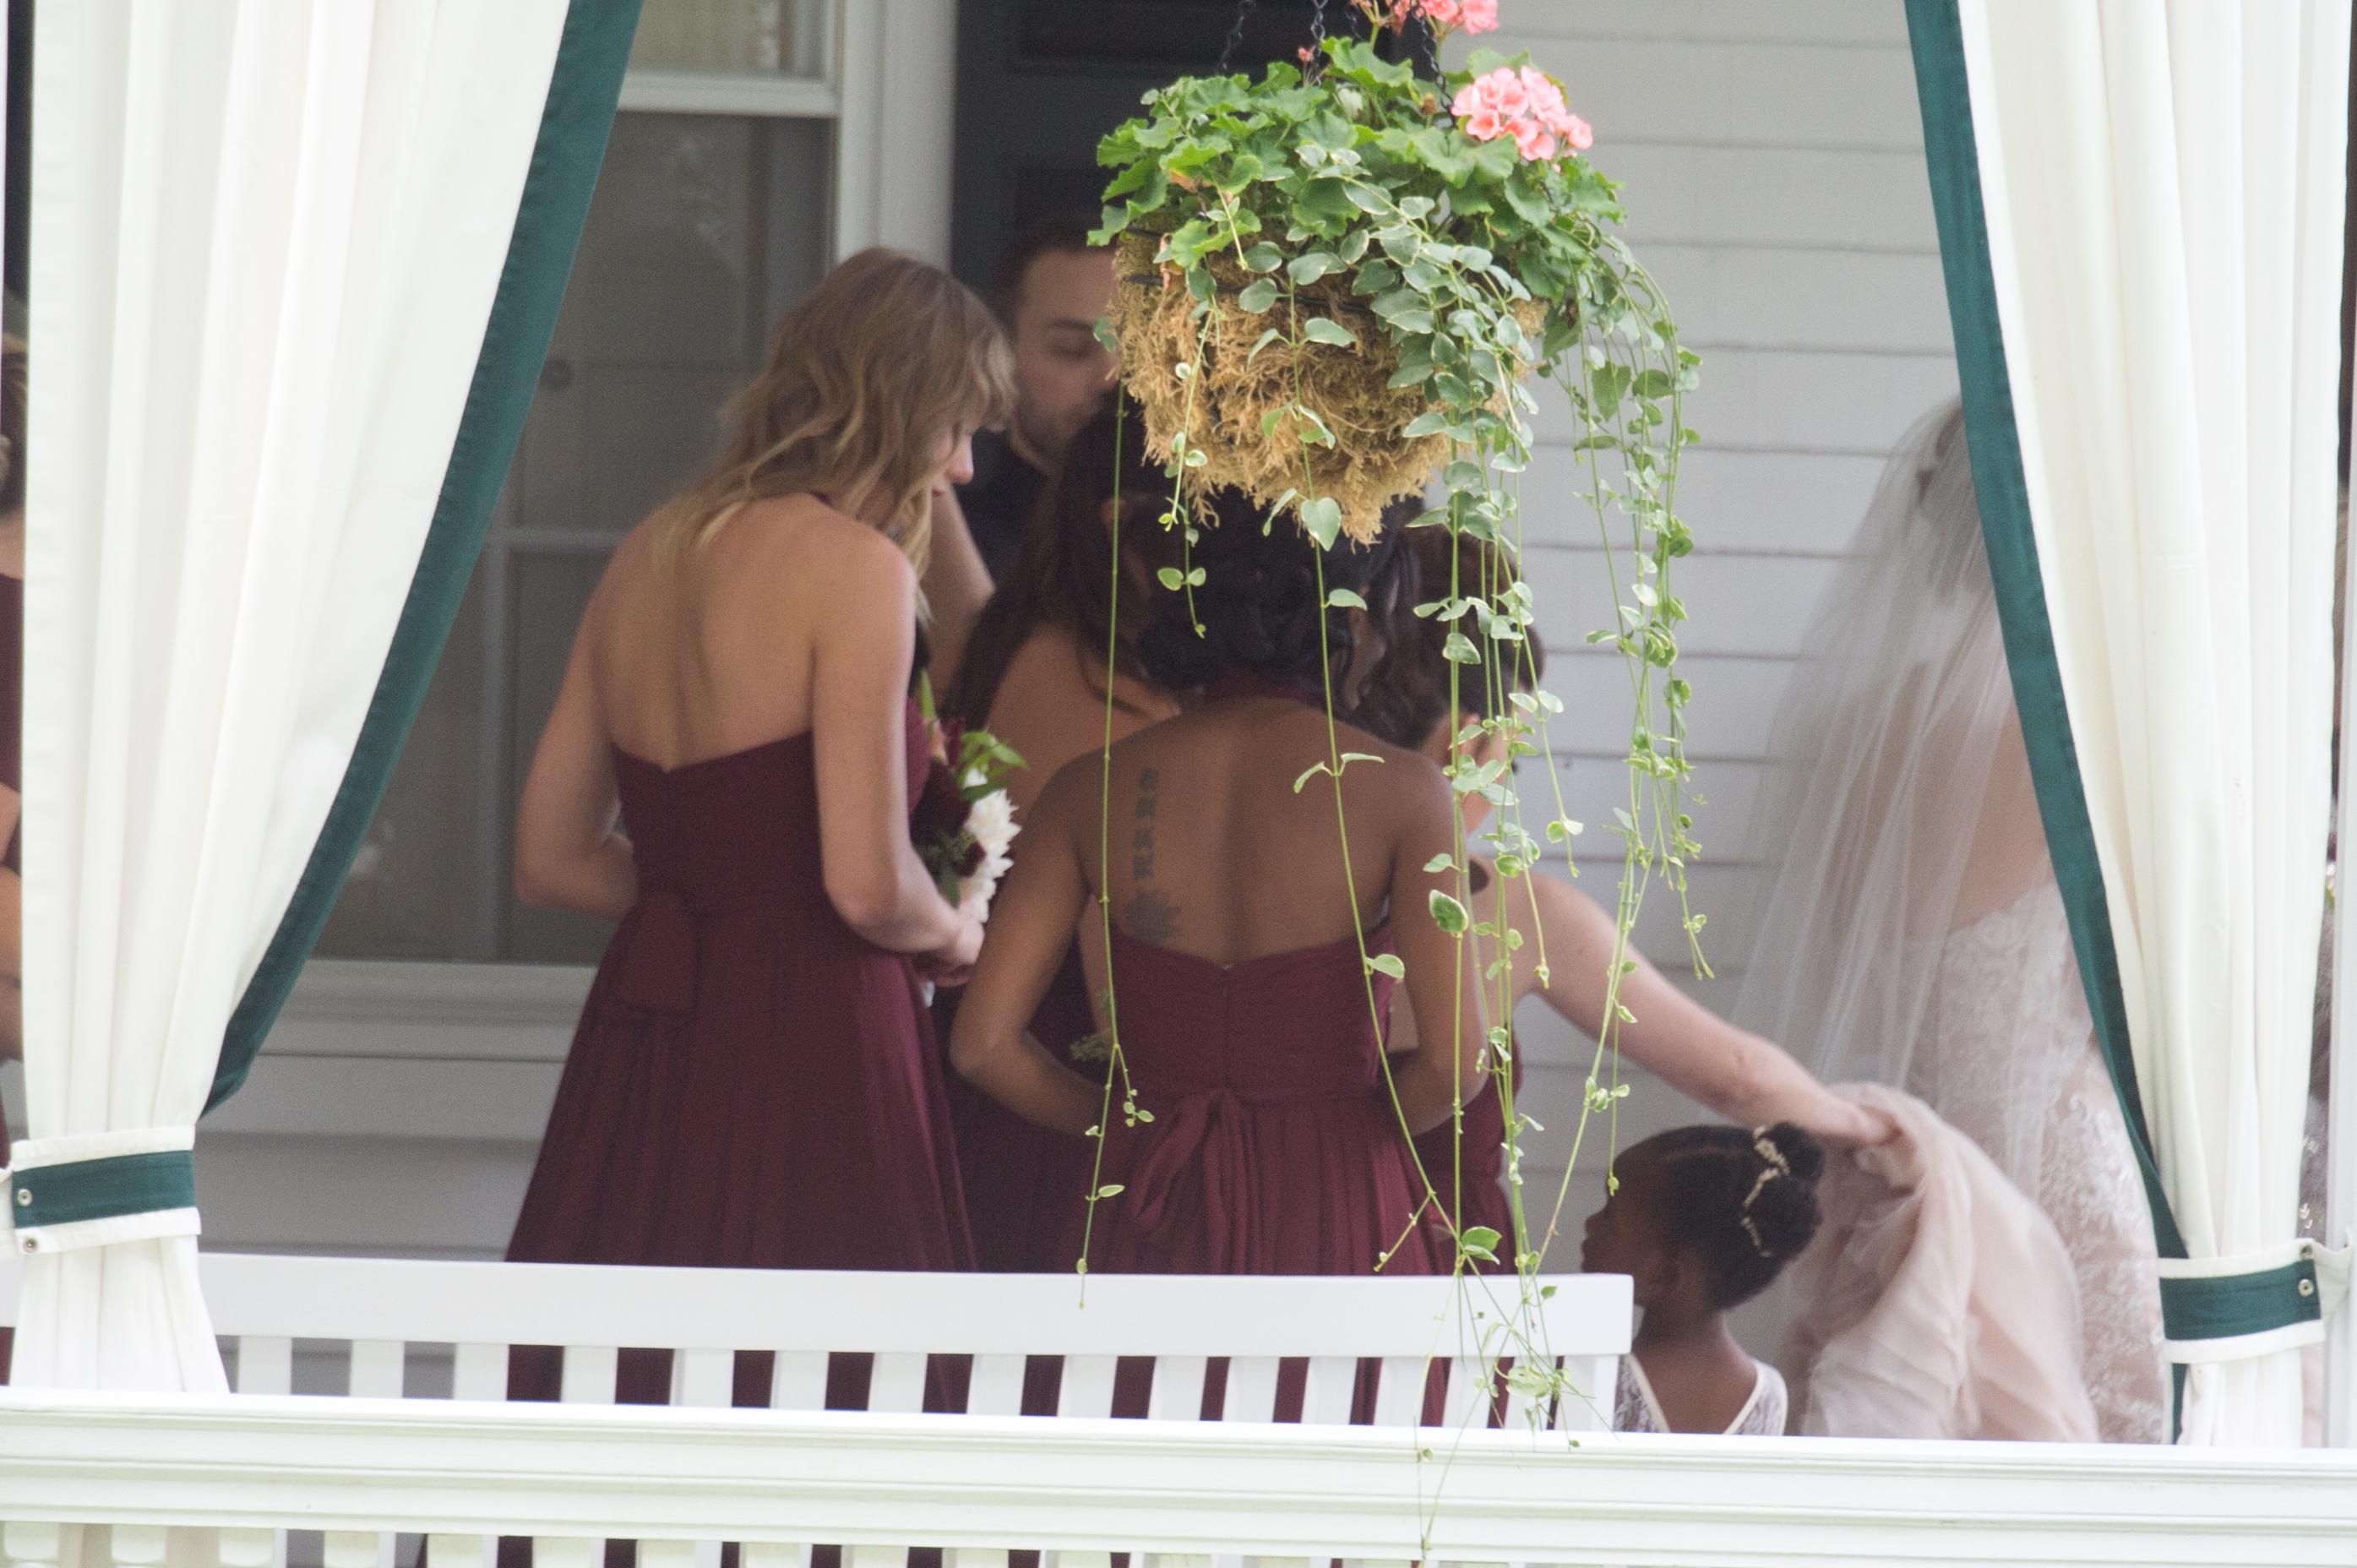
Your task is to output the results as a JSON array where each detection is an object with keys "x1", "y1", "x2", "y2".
[
  {"x1": 6, "y1": 1255, "x2": 2357, "y2": 1565},
  {"x1": 8, "y1": 1391, "x2": 2357, "y2": 1567}
]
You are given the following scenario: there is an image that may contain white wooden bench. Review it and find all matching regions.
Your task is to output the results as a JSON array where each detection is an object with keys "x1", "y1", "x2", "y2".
[
  {"x1": 0, "y1": 1253, "x2": 1627, "y2": 1568},
  {"x1": 0, "y1": 1252, "x2": 1626, "y2": 1429}
]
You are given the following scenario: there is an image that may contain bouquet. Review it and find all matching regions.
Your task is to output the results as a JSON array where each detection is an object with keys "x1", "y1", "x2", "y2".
[{"x1": 910, "y1": 678, "x2": 1024, "y2": 921}]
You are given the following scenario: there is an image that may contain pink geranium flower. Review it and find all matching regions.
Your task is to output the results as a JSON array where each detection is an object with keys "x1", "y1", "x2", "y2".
[
  {"x1": 1451, "y1": 63, "x2": 1592, "y2": 162},
  {"x1": 1458, "y1": 0, "x2": 1500, "y2": 31}
]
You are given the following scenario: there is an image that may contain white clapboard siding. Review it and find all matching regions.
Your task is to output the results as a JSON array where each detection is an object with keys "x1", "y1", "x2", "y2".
[{"x1": 1504, "y1": 0, "x2": 1913, "y2": 47}]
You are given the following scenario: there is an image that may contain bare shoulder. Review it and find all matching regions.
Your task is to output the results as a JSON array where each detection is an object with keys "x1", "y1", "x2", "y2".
[
  {"x1": 1330, "y1": 722, "x2": 1451, "y2": 814},
  {"x1": 743, "y1": 498, "x2": 917, "y2": 630},
  {"x1": 1028, "y1": 742, "x2": 1112, "y2": 849}
]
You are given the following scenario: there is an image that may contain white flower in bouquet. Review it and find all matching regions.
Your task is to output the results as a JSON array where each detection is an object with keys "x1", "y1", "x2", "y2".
[{"x1": 956, "y1": 781, "x2": 1019, "y2": 920}]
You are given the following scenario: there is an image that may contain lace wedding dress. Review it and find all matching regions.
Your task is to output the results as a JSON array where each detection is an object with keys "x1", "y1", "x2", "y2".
[{"x1": 1913, "y1": 879, "x2": 2169, "y2": 1444}]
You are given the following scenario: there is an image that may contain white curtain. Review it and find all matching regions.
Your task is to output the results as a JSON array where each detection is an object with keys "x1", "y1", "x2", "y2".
[
  {"x1": 1956, "y1": 0, "x2": 2349, "y2": 1445},
  {"x1": 13, "y1": 1, "x2": 571, "y2": 1389}
]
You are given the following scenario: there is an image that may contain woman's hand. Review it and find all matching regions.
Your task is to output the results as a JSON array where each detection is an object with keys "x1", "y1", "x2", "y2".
[{"x1": 917, "y1": 904, "x2": 986, "y2": 988}]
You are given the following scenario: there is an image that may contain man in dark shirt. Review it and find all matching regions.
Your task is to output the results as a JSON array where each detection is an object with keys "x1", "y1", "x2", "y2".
[{"x1": 956, "y1": 215, "x2": 1118, "y2": 580}]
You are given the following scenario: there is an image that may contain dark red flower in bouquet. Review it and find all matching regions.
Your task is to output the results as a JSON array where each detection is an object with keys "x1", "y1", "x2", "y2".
[{"x1": 910, "y1": 757, "x2": 969, "y2": 848}]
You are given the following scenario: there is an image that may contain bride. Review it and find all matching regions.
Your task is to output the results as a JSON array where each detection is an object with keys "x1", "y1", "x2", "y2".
[{"x1": 1734, "y1": 401, "x2": 2169, "y2": 1444}]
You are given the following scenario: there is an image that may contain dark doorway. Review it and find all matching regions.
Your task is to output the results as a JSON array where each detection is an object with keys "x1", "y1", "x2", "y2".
[{"x1": 950, "y1": 0, "x2": 1401, "y2": 292}]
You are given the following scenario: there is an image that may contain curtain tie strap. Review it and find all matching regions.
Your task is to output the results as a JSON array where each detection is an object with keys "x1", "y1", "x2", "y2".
[
  {"x1": 2, "y1": 1128, "x2": 201, "y2": 1255},
  {"x1": 2156, "y1": 1239, "x2": 2349, "y2": 1364}
]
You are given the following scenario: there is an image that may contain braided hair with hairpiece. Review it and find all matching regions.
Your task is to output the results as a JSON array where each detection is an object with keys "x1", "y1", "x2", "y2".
[{"x1": 1641, "y1": 1120, "x2": 1826, "y2": 1308}]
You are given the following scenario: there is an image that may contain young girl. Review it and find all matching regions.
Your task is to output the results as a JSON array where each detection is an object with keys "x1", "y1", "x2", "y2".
[
  {"x1": 1581, "y1": 1122, "x2": 1825, "y2": 1435},
  {"x1": 507, "y1": 249, "x2": 1011, "y2": 1407},
  {"x1": 951, "y1": 496, "x2": 1483, "y2": 1277}
]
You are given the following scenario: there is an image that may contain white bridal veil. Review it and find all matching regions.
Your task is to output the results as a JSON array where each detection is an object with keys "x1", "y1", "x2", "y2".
[{"x1": 1735, "y1": 400, "x2": 2169, "y2": 1443}]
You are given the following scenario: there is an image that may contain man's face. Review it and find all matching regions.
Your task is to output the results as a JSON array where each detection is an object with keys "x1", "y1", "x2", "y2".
[{"x1": 1009, "y1": 247, "x2": 1118, "y2": 467}]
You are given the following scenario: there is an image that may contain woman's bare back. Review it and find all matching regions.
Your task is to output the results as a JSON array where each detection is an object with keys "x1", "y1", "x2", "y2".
[
  {"x1": 1063, "y1": 697, "x2": 1435, "y2": 967},
  {"x1": 589, "y1": 493, "x2": 897, "y2": 768}
]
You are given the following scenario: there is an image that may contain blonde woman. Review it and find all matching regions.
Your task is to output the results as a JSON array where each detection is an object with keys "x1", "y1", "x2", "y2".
[{"x1": 506, "y1": 250, "x2": 1012, "y2": 1407}]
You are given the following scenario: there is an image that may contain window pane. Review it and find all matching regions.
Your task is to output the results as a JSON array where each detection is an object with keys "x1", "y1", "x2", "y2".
[
  {"x1": 310, "y1": 574, "x2": 487, "y2": 961},
  {"x1": 313, "y1": 112, "x2": 832, "y2": 966},
  {"x1": 629, "y1": 0, "x2": 825, "y2": 77}
]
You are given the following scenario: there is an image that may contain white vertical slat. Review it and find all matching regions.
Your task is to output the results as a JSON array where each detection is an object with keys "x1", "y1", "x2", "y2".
[
  {"x1": 559, "y1": 1346, "x2": 620, "y2": 1405},
  {"x1": 531, "y1": 1541, "x2": 596, "y2": 1568},
  {"x1": 1054, "y1": 1354, "x2": 1119, "y2": 1418},
  {"x1": 1296, "y1": 1357, "x2": 1357, "y2": 1427},
  {"x1": 672, "y1": 1347, "x2": 734, "y2": 1408},
  {"x1": 107, "y1": 1527, "x2": 167, "y2": 1568},
  {"x1": 451, "y1": 1343, "x2": 507, "y2": 1403},
  {"x1": 770, "y1": 1351, "x2": 830, "y2": 1410},
  {"x1": 1369, "y1": 1357, "x2": 1428, "y2": 1429},
  {"x1": 845, "y1": 1548, "x2": 904, "y2": 1568},
  {"x1": 322, "y1": 1533, "x2": 384, "y2": 1568},
  {"x1": 215, "y1": 1529, "x2": 276, "y2": 1568},
  {"x1": 946, "y1": 1552, "x2": 1011, "y2": 1568},
  {"x1": 1140, "y1": 1557, "x2": 1213, "y2": 1568},
  {"x1": 1221, "y1": 1357, "x2": 1282, "y2": 1423},
  {"x1": 335, "y1": 1341, "x2": 402, "y2": 1568},
  {"x1": 1146, "y1": 1355, "x2": 1208, "y2": 1422},
  {"x1": 867, "y1": 1352, "x2": 928, "y2": 1413},
  {"x1": 237, "y1": 1335, "x2": 294, "y2": 1395},
  {"x1": 638, "y1": 1542, "x2": 696, "y2": 1568},
  {"x1": 424, "y1": 1537, "x2": 490, "y2": 1568},
  {"x1": 965, "y1": 1354, "x2": 1027, "y2": 1416},
  {"x1": 1045, "y1": 1556, "x2": 1111, "y2": 1568},
  {"x1": 4, "y1": 1522, "x2": 63, "y2": 1568},
  {"x1": 1498, "y1": 1357, "x2": 1552, "y2": 1433},
  {"x1": 348, "y1": 1339, "x2": 406, "y2": 1397},
  {"x1": 1554, "y1": 1353, "x2": 1617, "y2": 1433},
  {"x1": 738, "y1": 1545, "x2": 811, "y2": 1568},
  {"x1": 1441, "y1": 1357, "x2": 1490, "y2": 1432},
  {"x1": 1239, "y1": 1559, "x2": 1311, "y2": 1568}
]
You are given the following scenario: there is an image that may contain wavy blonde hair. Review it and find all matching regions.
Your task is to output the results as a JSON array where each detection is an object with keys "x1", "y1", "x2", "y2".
[{"x1": 652, "y1": 248, "x2": 1014, "y2": 575}]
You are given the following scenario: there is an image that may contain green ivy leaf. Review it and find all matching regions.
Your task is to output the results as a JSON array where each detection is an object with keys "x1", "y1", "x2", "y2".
[
  {"x1": 1401, "y1": 411, "x2": 1451, "y2": 439},
  {"x1": 1429, "y1": 889, "x2": 1470, "y2": 936},
  {"x1": 1442, "y1": 632, "x2": 1483, "y2": 665},
  {"x1": 1287, "y1": 251, "x2": 1342, "y2": 286},
  {"x1": 1325, "y1": 587, "x2": 1368, "y2": 610},
  {"x1": 1303, "y1": 316, "x2": 1358, "y2": 347},
  {"x1": 1241, "y1": 242, "x2": 1285, "y2": 274},
  {"x1": 1300, "y1": 495, "x2": 1343, "y2": 548},
  {"x1": 1366, "y1": 952, "x2": 1407, "y2": 980},
  {"x1": 1157, "y1": 567, "x2": 1185, "y2": 591},
  {"x1": 1423, "y1": 852, "x2": 1456, "y2": 874},
  {"x1": 1459, "y1": 1225, "x2": 1502, "y2": 1264},
  {"x1": 1238, "y1": 278, "x2": 1280, "y2": 313}
]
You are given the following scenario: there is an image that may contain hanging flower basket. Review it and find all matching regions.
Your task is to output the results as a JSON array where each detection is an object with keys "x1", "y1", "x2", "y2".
[{"x1": 1093, "y1": 1, "x2": 1688, "y2": 547}]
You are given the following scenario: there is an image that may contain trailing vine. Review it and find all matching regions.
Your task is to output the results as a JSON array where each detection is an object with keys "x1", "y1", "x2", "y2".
[{"x1": 1086, "y1": 0, "x2": 1701, "y2": 1460}]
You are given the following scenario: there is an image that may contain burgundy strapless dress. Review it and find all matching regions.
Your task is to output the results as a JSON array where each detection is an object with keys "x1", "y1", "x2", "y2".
[
  {"x1": 506, "y1": 704, "x2": 972, "y2": 1407},
  {"x1": 940, "y1": 945, "x2": 1096, "y2": 1272},
  {"x1": 1412, "y1": 1058, "x2": 1520, "y2": 1271},
  {"x1": 1063, "y1": 922, "x2": 1440, "y2": 1277}
]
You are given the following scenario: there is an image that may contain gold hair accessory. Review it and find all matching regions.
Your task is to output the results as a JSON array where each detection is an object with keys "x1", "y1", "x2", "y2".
[{"x1": 1738, "y1": 1127, "x2": 1789, "y2": 1257}]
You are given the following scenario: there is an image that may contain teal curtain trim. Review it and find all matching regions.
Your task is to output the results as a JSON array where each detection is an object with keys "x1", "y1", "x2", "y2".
[
  {"x1": 9, "y1": 1150, "x2": 197, "y2": 1229},
  {"x1": 205, "y1": 0, "x2": 644, "y2": 1112},
  {"x1": 1902, "y1": 0, "x2": 2187, "y2": 1266},
  {"x1": 2159, "y1": 1261, "x2": 2322, "y2": 1343}
]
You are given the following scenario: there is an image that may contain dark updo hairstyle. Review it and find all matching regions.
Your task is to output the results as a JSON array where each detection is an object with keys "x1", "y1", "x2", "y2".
[
  {"x1": 1641, "y1": 1121, "x2": 1826, "y2": 1308},
  {"x1": 1135, "y1": 490, "x2": 1413, "y2": 695},
  {"x1": 944, "y1": 397, "x2": 1185, "y2": 728},
  {"x1": 1353, "y1": 526, "x2": 1548, "y2": 749}
]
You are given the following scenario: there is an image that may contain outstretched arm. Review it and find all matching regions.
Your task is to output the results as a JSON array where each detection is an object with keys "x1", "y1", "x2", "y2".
[
  {"x1": 1519, "y1": 869, "x2": 1888, "y2": 1146},
  {"x1": 514, "y1": 612, "x2": 637, "y2": 919}
]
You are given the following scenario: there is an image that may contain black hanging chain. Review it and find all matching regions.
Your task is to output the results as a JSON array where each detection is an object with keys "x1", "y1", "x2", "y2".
[
  {"x1": 1420, "y1": 14, "x2": 1444, "y2": 81},
  {"x1": 1220, "y1": 0, "x2": 1339, "y2": 79},
  {"x1": 1217, "y1": 0, "x2": 1260, "y2": 74}
]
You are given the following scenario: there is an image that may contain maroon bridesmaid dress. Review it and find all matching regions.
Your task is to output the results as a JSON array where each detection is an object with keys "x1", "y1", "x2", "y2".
[
  {"x1": 1411, "y1": 1059, "x2": 1519, "y2": 1271},
  {"x1": 941, "y1": 946, "x2": 1096, "y2": 1272},
  {"x1": 1064, "y1": 922, "x2": 1439, "y2": 1277},
  {"x1": 506, "y1": 700, "x2": 972, "y2": 1407},
  {"x1": 1, "y1": 571, "x2": 17, "y2": 1385}
]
